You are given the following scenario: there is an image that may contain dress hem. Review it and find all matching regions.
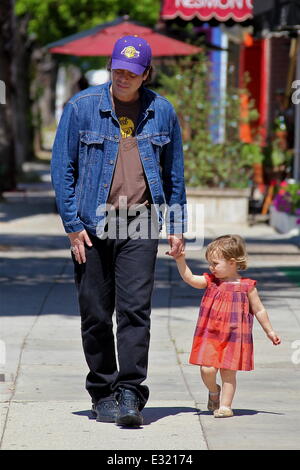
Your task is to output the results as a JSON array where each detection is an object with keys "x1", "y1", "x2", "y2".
[{"x1": 189, "y1": 361, "x2": 254, "y2": 371}]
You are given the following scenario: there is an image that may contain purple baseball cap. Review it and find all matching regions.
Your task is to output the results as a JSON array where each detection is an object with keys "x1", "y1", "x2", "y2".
[{"x1": 111, "y1": 35, "x2": 152, "y2": 76}]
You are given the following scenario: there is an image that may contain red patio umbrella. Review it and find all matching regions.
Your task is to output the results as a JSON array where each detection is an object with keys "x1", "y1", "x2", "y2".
[{"x1": 47, "y1": 17, "x2": 201, "y2": 57}]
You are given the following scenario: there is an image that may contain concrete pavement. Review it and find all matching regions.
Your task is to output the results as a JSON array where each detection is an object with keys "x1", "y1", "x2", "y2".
[{"x1": 0, "y1": 174, "x2": 300, "y2": 450}]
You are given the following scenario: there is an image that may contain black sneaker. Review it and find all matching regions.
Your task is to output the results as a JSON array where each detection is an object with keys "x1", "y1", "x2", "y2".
[
  {"x1": 91, "y1": 396, "x2": 119, "y2": 423},
  {"x1": 115, "y1": 388, "x2": 143, "y2": 427}
]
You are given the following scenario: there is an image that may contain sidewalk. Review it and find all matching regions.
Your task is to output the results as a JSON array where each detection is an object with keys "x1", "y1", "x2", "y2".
[{"x1": 0, "y1": 179, "x2": 300, "y2": 450}]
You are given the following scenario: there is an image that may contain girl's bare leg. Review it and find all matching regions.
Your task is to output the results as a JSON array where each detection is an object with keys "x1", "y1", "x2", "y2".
[
  {"x1": 200, "y1": 366, "x2": 219, "y2": 396},
  {"x1": 219, "y1": 368, "x2": 237, "y2": 408}
]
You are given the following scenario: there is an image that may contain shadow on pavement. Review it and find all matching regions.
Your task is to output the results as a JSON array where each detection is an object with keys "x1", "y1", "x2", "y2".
[
  {"x1": 0, "y1": 229, "x2": 299, "y2": 317},
  {"x1": 0, "y1": 199, "x2": 56, "y2": 222},
  {"x1": 0, "y1": 233, "x2": 68, "y2": 250},
  {"x1": 72, "y1": 406, "x2": 198, "y2": 425},
  {"x1": 142, "y1": 406, "x2": 199, "y2": 425},
  {"x1": 0, "y1": 258, "x2": 299, "y2": 317}
]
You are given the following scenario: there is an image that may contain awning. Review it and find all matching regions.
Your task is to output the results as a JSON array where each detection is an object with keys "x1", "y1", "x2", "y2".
[{"x1": 161, "y1": 0, "x2": 253, "y2": 23}]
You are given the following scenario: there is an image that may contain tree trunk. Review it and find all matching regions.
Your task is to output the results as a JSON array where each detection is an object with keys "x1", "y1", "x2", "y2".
[
  {"x1": 0, "y1": 2, "x2": 35, "y2": 192},
  {"x1": 39, "y1": 53, "x2": 58, "y2": 128},
  {"x1": 0, "y1": 0, "x2": 16, "y2": 192},
  {"x1": 12, "y1": 12, "x2": 35, "y2": 165},
  {"x1": 31, "y1": 51, "x2": 58, "y2": 153}
]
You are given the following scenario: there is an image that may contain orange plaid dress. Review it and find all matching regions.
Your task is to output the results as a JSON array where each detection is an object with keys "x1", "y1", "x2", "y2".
[{"x1": 189, "y1": 273, "x2": 256, "y2": 371}]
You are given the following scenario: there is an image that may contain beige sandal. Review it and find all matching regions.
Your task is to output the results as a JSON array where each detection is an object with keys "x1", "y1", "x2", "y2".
[
  {"x1": 214, "y1": 406, "x2": 234, "y2": 418},
  {"x1": 207, "y1": 384, "x2": 221, "y2": 411}
]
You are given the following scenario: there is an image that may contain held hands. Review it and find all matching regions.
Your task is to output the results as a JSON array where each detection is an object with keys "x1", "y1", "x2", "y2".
[
  {"x1": 267, "y1": 330, "x2": 281, "y2": 346},
  {"x1": 68, "y1": 229, "x2": 93, "y2": 264},
  {"x1": 165, "y1": 234, "x2": 185, "y2": 259}
]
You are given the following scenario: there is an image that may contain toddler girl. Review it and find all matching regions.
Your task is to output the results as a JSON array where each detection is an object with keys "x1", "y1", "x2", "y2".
[{"x1": 168, "y1": 234, "x2": 281, "y2": 418}]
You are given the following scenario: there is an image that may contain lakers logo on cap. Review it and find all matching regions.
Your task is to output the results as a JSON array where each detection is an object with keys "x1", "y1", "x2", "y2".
[{"x1": 121, "y1": 46, "x2": 140, "y2": 59}]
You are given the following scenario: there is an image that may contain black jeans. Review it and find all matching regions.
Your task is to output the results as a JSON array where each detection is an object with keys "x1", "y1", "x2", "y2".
[{"x1": 73, "y1": 212, "x2": 159, "y2": 410}]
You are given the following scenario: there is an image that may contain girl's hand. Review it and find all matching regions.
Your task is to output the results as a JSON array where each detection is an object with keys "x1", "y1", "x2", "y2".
[
  {"x1": 166, "y1": 234, "x2": 185, "y2": 258},
  {"x1": 165, "y1": 250, "x2": 185, "y2": 260},
  {"x1": 267, "y1": 331, "x2": 281, "y2": 345}
]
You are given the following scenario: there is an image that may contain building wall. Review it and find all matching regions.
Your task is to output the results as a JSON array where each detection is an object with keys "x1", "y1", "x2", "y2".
[{"x1": 268, "y1": 37, "x2": 293, "y2": 140}]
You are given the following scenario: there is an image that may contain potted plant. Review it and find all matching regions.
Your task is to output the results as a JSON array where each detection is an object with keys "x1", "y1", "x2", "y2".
[{"x1": 270, "y1": 181, "x2": 300, "y2": 234}]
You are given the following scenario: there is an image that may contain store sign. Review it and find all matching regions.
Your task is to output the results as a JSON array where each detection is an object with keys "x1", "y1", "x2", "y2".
[{"x1": 161, "y1": 0, "x2": 253, "y2": 22}]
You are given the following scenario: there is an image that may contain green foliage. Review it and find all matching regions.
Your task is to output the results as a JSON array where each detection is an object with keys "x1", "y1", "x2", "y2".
[
  {"x1": 263, "y1": 140, "x2": 293, "y2": 170},
  {"x1": 287, "y1": 183, "x2": 300, "y2": 214},
  {"x1": 157, "y1": 53, "x2": 260, "y2": 188},
  {"x1": 15, "y1": 0, "x2": 160, "y2": 44},
  {"x1": 241, "y1": 143, "x2": 264, "y2": 164}
]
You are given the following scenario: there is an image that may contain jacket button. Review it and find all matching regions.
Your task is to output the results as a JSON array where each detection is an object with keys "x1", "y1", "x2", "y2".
[
  {"x1": 114, "y1": 135, "x2": 118, "y2": 140},
  {"x1": 110, "y1": 160, "x2": 114, "y2": 165},
  {"x1": 104, "y1": 184, "x2": 108, "y2": 188}
]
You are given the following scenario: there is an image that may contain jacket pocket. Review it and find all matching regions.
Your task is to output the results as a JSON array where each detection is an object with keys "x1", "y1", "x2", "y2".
[
  {"x1": 79, "y1": 132, "x2": 105, "y2": 165},
  {"x1": 150, "y1": 135, "x2": 171, "y2": 166},
  {"x1": 150, "y1": 135, "x2": 171, "y2": 147}
]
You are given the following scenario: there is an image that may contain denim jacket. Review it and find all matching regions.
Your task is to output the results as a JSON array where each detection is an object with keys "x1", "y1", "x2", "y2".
[{"x1": 51, "y1": 81, "x2": 187, "y2": 236}]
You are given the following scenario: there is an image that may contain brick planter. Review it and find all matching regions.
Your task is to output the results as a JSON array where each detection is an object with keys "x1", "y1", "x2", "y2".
[{"x1": 186, "y1": 187, "x2": 250, "y2": 225}]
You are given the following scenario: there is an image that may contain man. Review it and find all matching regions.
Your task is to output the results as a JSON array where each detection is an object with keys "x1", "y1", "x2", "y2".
[{"x1": 51, "y1": 35, "x2": 187, "y2": 427}]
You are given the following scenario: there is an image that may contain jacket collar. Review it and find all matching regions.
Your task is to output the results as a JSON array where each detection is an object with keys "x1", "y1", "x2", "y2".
[{"x1": 99, "y1": 81, "x2": 155, "y2": 114}]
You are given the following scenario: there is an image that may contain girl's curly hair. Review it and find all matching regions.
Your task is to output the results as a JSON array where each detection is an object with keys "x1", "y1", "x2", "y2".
[{"x1": 205, "y1": 234, "x2": 248, "y2": 271}]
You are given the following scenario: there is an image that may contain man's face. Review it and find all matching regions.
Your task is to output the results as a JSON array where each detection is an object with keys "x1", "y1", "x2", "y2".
[{"x1": 111, "y1": 68, "x2": 149, "y2": 101}]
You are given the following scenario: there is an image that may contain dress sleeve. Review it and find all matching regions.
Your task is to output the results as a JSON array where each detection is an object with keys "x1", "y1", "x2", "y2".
[
  {"x1": 203, "y1": 273, "x2": 215, "y2": 287},
  {"x1": 246, "y1": 279, "x2": 257, "y2": 292}
]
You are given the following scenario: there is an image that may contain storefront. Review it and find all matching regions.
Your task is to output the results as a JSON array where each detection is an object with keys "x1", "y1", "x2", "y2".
[
  {"x1": 161, "y1": 1, "x2": 299, "y2": 174},
  {"x1": 161, "y1": 1, "x2": 255, "y2": 144},
  {"x1": 253, "y1": 0, "x2": 300, "y2": 181}
]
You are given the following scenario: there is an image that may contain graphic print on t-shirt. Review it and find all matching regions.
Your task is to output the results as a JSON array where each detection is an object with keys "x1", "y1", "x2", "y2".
[{"x1": 119, "y1": 116, "x2": 135, "y2": 138}]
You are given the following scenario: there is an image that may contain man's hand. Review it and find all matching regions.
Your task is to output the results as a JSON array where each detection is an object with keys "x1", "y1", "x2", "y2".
[
  {"x1": 68, "y1": 230, "x2": 93, "y2": 264},
  {"x1": 166, "y1": 234, "x2": 185, "y2": 258}
]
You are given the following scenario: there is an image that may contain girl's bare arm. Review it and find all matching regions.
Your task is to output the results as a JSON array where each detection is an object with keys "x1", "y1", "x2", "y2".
[
  {"x1": 174, "y1": 255, "x2": 207, "y2": 289},
  {"x1": 248, "y1": 287, "x2": 281, "y2": 345}
]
